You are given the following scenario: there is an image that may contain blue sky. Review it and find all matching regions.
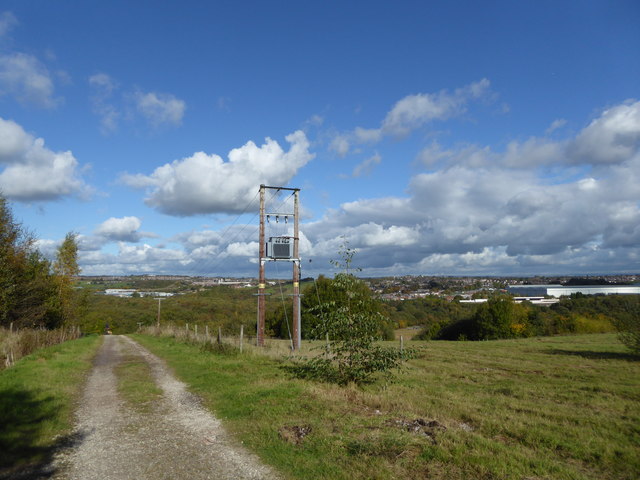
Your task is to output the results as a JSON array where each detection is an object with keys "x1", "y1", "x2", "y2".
[{"x1": 1, "y1": 1, "x2": 639, "y2": 277}]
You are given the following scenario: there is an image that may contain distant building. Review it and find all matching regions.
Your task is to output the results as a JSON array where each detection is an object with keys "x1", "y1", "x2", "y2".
[
  {"x1": 508, "y1": 284, "x2": 640, "y2": 298},
  {"x1": 103, "y1": 289, "x2": 174, "y2": 298}
]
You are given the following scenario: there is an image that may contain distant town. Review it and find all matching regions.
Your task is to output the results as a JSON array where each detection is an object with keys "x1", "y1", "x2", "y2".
[{"x1": 79, "y1": 274, "x2": 640, "y2": 301}]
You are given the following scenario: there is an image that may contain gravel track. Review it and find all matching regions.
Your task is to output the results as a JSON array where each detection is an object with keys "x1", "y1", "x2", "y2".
[{"x1": 53, "y1": 335, "x2": 279, "y2": 480}]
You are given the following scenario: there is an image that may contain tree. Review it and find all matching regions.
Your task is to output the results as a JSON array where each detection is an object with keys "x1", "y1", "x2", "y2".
[
  {"x1": 53, "y1": 232, "x2": 81, "y2": 324},
  {"x1": 472, "y1": 297, "x2": 530, "y2": 340},
  {"x1": 611, "y1": 296, "x2": 640, "y2": 354},
  {"x1": 302, "y1": 261, "x2": 394, "y2": 340},
  {"x1": 54, "y1": 232, "x2": 80, "y2": 278},
  {"x1": 0, "y1": 194, "x2": 60, "y2": 328},
  {"x1": 294, "y1": 241, "x2": 414, "y2": 385}
]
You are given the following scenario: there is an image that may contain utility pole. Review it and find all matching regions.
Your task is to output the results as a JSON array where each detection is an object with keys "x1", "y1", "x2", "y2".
[
  {"x1": 292, "y1": 189, "x2": 301, "y2": 350},
  {"x1": 156, "y1": 297, "x2": 164, "y2": 328},
  {"x1": 257, "y1": 185, "x2": 266, "y2": 346},
  {"x1": 256, "y1": 184, "x2": 302, "y2": 350}
]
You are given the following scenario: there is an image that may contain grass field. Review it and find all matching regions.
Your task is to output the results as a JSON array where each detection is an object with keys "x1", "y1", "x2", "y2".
[
  {"x1": 0, "y1": 335, "x2": 103, "y2": 477},
  {"x1": 133, "y1": 333, "x2": 640, "y2": 480}
]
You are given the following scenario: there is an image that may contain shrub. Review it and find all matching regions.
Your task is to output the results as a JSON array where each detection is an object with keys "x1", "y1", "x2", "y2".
[
  {"x1": 294, "y1": 241, "x2": 415, "y2": 384},
  {"x1": 611, "y1": 296, "x2": 640, "y2": 354}
]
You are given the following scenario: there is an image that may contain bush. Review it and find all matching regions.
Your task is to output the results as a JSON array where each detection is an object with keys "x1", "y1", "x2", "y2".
[
  {"x1": 611, "y1": 296, "x2": 640, "y2": 354},
  {"x1": 294, "y1": 242, "x2": 415, "y2": 384}
]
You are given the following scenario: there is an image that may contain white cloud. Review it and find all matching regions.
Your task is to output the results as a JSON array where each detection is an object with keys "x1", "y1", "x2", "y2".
[
  {"x1": 134, "y1": 90, "x2": 186, "y2": 127},
  {"x1": 95, "y1": 216, "x2": 145, "y2": 242},
  {"x1": 351, "y1": 153, "x2": 381, "y2": 178},
  {"x1": 546, "y1": 118, "x2": 567, "y2": 135},
  {"x1": 122, "y1": 130, "x2": 314, "y2": 216},
  {"x1": 89, "y1": 73, "x2": 120, "y2": 134},
  {"x1": 0, "y1": 52, "x2": 58, "y2": 108},
  {"x1": 88, "y1": 75, "x2": 186, "y2": 133},
  {"x1": 330, "y1": 79, "x2": 492, "y2": 156},
  {"x1": 0, "y1": 117, "x2": 91, "y2": 201},
  {"x1": 301, "y1": 99, "x2": 640, "y2": 276},
  {"x1": 0, "y1": 11, "x2": 17, "y2": 38},
  {"x1": 353, "y1": 127, "x2": 382, "y2": 143},
  {"x1": 329, "y1": 134, "x2": 350, "y2": 156},
  {"x1": 304, "y1": 114, "x2": 324, "y2": 128},
  {"x1": 0, "y1": 12, "x2": 60, "y2": 108},
  {"x1": 568, "y1": 100, "x2": 640, "y2": 164},
  {"x1": 382, "y1": 79, "x2": 491, "y2": 138}
]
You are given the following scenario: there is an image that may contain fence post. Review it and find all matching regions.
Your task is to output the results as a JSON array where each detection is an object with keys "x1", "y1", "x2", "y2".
[
  {"x1": 217, "y1": 327, "x2": 222, "y2": 345},
  {"x1": 240, "y1": 325, "x2": 244, "y2": 353},
  {"x1": 400, "y1": 335, "x2": 404, "y2": 354}
]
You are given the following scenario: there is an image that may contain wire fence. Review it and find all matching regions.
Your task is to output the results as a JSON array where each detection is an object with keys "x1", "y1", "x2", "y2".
[{"x1": 138, "y1": 323, "x2": 322, "y2": 359}]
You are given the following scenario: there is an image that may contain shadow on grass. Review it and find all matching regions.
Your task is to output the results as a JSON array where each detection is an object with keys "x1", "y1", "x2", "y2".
[
  {"x1": 546, "y1": 349, "x2": 639, "y2": 361},
  {"x1": 0, "y1": 387, "x2": 83, "y2": 480}
]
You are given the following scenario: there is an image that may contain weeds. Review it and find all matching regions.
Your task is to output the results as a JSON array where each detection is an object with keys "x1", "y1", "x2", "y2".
[{"x1": 0, "y1": 326, "x2": 82, "y2": 370}]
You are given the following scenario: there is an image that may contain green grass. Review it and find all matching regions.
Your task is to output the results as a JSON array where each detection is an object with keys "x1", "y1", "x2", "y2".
[
  {"x1": 115, "y1": 353, "x2": 162, "y2": 413},
  {"x1": 132, "y1": 333, "x2": 640, "y2": 480},
  {"x1": 0, "y1": 334, "x2": 103, "y2": 477}
]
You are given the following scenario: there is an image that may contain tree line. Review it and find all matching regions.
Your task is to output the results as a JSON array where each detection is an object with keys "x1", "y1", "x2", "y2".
[{"x1": 0, "y1": 195, "x2": 80, "y2": 329}]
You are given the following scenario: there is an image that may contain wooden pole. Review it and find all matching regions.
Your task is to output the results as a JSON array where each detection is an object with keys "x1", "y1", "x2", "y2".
[
  {"x1": 292, "y1": 189, "x2": 301, "y2": 351},
  {"x1": 240, "y1": 324, "x2": 244, "y2": 353},
  {"x1": 257, "y1": 185, "x2": 266, "y2": 346},
  {"x1": 156, "y1": 298, "x2": 163, "y2": 328}
]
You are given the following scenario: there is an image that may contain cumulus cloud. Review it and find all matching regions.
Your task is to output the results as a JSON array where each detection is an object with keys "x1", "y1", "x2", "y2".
[
  {"x1": 330, "y1": 79, "x2": 492, "y2": 156},
  {"x1": 94, "y1": 216, "x2": 153, "y2": 242},
  {"x1": 0, "y1": 117, "x2": 91, "y2": 201},
  {"x1": 568, "y1": 100, "x2": 640, "y2": 164},
  {"x1": 74, "y1": 222, "x2": 266, "y2": 276},
  {"x1": 381, "y1": 79, "x2": 490, "y2": 137},
  {"x1": 302, "y1": 99, "x2": 640, "y2": 276},
  {"x1": 122, "y1": 130, "x2": 314, "y2": 216},
  {"x1": 134, "y1": 90, "x2": 186, "y2": 127}
]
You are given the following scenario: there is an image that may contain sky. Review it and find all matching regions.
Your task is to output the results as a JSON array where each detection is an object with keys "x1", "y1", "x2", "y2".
[{"x1": 0, "y1": 1, "x2": 639, "y2": 278}]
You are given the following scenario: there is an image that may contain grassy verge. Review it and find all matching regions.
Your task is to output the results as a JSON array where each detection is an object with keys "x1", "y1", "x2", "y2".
[
  {"x1": 132, "y1": 333, "x2": 639, "y2": 480},
  {"x1": 0, "y1": 335, "x2": 103, "y2": 477}
]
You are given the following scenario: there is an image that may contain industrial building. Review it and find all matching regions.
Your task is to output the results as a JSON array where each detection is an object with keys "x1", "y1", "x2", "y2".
[{"x1": 507, "y1": 284, "x2": 640, "y2": 298}]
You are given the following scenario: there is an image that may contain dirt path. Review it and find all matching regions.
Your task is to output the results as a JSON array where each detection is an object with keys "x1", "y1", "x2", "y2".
[{"x1": 53, "y1": 335, "x2": 279, "y2": 480}]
